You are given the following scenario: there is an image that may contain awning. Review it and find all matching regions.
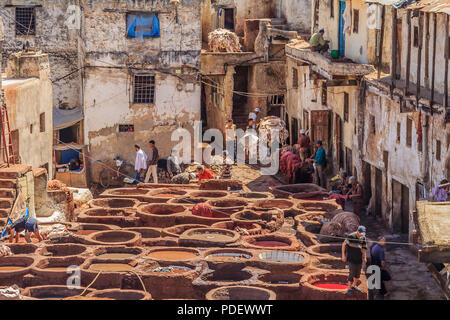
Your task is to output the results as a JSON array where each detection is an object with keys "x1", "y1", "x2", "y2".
[
  {"x1": 365, "y1": 0, "x2": 450, "y2": 13},
  {"x1": 53, "y1": 107, "x2": 84, "y2": 130},
  {"x1": 53, "y1": 143, "x2": 86, "y2": 151}
]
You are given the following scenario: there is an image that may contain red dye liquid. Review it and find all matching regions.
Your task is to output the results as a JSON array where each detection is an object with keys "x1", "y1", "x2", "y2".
[
  {"x1": 255, "y1": 211, "x2": 265, "y2": 214},
  {"x1": 156, "y1": 194, "x2": 175, "y2": 198},
  {"x1": 253, "y1": 241, "x2": 289, "y2": 247},
  {"x1": 314, "y1": 283, "x2": 348, "y2": 290}
]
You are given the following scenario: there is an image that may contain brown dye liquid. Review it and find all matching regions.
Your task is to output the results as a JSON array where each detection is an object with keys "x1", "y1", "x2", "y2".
[
  {"x1": 89, "y1": 263, "x2": 134, "y2": 272},
  {"x1": 147, "y1": 251, "x2": 198, "y2": 261},
  {"x1": 97, "y1": 253, "x2": 135, "y2": 259},
  {"x1": 0, "y1": 266, "x2": 24, "y2": 271},
  {"x1": 192, "y1": 233, "x2": 233, "y2": 241}
]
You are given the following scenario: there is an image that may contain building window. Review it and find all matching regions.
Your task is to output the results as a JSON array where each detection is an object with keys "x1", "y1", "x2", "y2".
[
  {"x1": 353, "y1": 10, "x2": 359, "y2": 33},
  {"x1": 321, "y1": 84, "x2": 327, "y2": 106},
  {"x1": 397, "y1": 122, "x2": 401, "y2": 143},
  {"x1": 303, "y1": 73, "x2": 307, "y2": 87},
  {"x1": 330, "y1": 0, "x2": 334, "y2": 18},
  {"x1": 436, "y1": 140, "x2": 441, "y2": 161},
  {"x1": 127, "y1": 13, "x2": 160, "y2": 38},
  {"x1": 133, "y1": 75, "x2": 155, "y2": 104},
  {"x1": 16, "y1": 7, "x2": 36, "y2": 35},
  {"x1": 413, "y1": 26, "x2": 419, "y2": 47},
  {"x1": 30, "y1": 124, "x2": 33, "y2": 134},
  {"x1": 39, "y1": 113, "x2": 45, "y2": 132},
  {"x1": 406, "y1": 118, "x2": 412, "y2": 147},
  {"x1": 292, "y1": 68, "x2": 298, "y2": 89},
  {"x1": 119, "y1": 124, "x2": 135, "y2": 133},
  {"x1": 370, "y1": 115, "x2": 376, "y2": 134},
  {"x1": 223, "y1": 8, "x2": 235, "y2": 31},
  {"x1": 269, "y1": 95, "x2": 285, "y2": 106},
  {"x1": 344, "y1": 92, "x2": 349, "y2": 122}
]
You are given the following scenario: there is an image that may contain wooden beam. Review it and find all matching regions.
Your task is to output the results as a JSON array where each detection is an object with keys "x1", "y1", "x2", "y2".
[
  {"x1": 405, "y1": 10, "x2": 412, "y2": 96},
  {"x1": 391, "y1": 7, "x2": 398, "y2": 94},
  {"x1": 426, "y1": 263, "x2": 450, "y2": 300},
  {"x1": 378, "y1": 5, "x2": 386, "y2": 80},
  {"x1": 416, "y1": 12, "x2": 423, "y2": 105},
  {"x1": 444, "y1": 14, "x2": 449, "y2": 109},
  {"x1": 431, "y1": 13, "x2": 437, "y2": 110}
]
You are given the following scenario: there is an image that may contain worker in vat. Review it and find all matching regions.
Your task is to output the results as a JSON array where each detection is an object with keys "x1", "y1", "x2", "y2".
[
  {"x1": 6, "y1": 216, "x2": 43, "y2": 243},
  {"x1": 310, "y1": 29, "x2": 329, "y2": 53},
  {"x1": 196, "y1": 165, "x2": 215, "y2": 182},
  {"x1": 342, "y1": 226, "x2": 367, "y2": 296}
]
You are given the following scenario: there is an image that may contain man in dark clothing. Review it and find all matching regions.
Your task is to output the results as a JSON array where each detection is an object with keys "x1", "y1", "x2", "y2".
[
  {"x1": 6, "y1": 216, "x2": 43, "y2": 243},
  {"x1": 167, "y1": 149, "x2": 182, "y2": 178},
  {"x1": 68, "y1": 158, "x2": 81, "y2": 171},
  {"x1": 342, "y1": 225, "x2": 368, "y2": 296},
  {"x1": 171, "y1": 172, "x2": 195, "y2": 185},
  {"x1": 347, "y1": 176, "x2": 365, "y2": 216},
  {"x1": 145, "y1": 140, "x2": 159, "y2": 183},
  {"x1": 307, "y1": 140, "x2": 326, "y2": 188},
  {"x1": 370, "y1": 236, "x2": 390, "y2": 299}
]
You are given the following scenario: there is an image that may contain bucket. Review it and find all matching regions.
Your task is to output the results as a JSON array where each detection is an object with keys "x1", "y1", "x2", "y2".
[{"x1": 331, "y1": 50, "x2": 339, "y2": 59}]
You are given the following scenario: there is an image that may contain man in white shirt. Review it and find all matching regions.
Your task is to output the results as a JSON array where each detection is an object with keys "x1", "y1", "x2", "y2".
[
  {"x1": 134, "y1": 144, "x2": 147, "y2": 183},
  {"x1": 248, "y1": 108, "x2": 260, "y2": 129}
]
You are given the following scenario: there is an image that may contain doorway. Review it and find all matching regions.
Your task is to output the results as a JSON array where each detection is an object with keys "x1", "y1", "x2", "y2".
[
  {"x1": 362, "y1": 161, "x2": 372, "y2": 206},
  {"x1": 232, "y1": 66, "x2": 249, "y2": 129},
  {"x1": 223, "y1": 8, "x2": 235, "y2": 31},
  {"x1": 375, "y1": 167, "x2": 382, "y2": 217},
  {"x1": 392, "y1": 179, "x2": 410, "y2": 234}
]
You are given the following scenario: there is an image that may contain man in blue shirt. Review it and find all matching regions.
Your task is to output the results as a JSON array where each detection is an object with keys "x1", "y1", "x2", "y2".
[
  {"x1": 308, "y1": 140, "x2": 326, "y2": 188},
  {"x1": 370, "y1": 236, "x2": 391, "y2": 299}
]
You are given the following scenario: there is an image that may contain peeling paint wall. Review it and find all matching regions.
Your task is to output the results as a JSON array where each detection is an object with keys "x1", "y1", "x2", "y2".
[
  {"x1": 2, "y1": 53, "x2": 53, "y2": 178},
  {"x1": 81, "y1": 0, "x2": 202, "y2": 181},
  {"x1": 0, "y1": 0, "x2": 82, "y2": 110}
]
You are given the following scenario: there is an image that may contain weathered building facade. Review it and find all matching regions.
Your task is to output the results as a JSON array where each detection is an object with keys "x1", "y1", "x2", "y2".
[
  {"x1": 286, "y1": 0, "x2": 450, "y2": 238},
  {"x1": 1, "y1": 0, "x2": 202, "y2": 182},
  {"x1": 201, "y1": 0, "x2": 310, "y2": 133}
]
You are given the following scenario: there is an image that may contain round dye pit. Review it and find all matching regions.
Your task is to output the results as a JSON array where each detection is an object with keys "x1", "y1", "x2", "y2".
[
  {"x1": 208, "y1": 199, "x2": 248, "y2": 209},
  {"x1": 258, "y1": 272, "x2": 302, "y2": 285},
  {"x1": 206, "y1": 286, "x2": 276, "y2": 300},
  {"x1": 313, "y1": 257, "x2": 347, "y2": 271},
  {"x1": 147, "y1": 248, "x2": 200, "y2": 262},
  {"x1": 87, "y1": 289, "x2": 151, "y2": 300},
  {"x1": 253, "y1": 199, "x2": 293, "y2": 210},
  {"x1": 306, "y1": 244, "x2": 343, "y2": 259},
  {"x1": 231, "y1": 210, "x2": 262, "y2": 223},
  {"x1": 189, "y1": 191, "x2": 228, "y2": 198},
  {"x1": 102, "y1": 188, "x2": 150, "y2": 196},
  {"x1": 149, "y1": 265, "x2": 193, "y2": 274},
  {"x1": 238, "y1": 192, "x2": 272, "y2": 199},
  {"x1": 211, "y1": 221, "x2": 262, "y2": 235},
  {"x1": 35, "y1": 257, "x2": 85, "y2": 272},
  {"x1": 6, "y1": 243, "x2": 37, "y2": 255},
  {"x1": 80, "y1": 208, "x2": 133, "y2": 217},
  {"x1": 296, "y1": 200, "x2": 343, "y2": 213},
  {"x1": 94, "y1": 247, "x2": 142, "y2": 260},
  {"x1": 22, "y1": 285, "x2": 93, "y2": 300},
  {"x1": 258, "y1": 251, "x2": 305, "y2": 263},
  {"x1": 150, "y1": 189, "x2": 187, "y2": 198},
  {"x1": 253, "y1": 241, "x2": 289, "y2": 247},
  {"x1": 88, "y1": 198, "x2": 139, "y2": 209},
  {"x1": 40, "y1": 244, "x2": 87, "y2": 257},
  {"x1": 205, "y1": 249, "x2": 253, "y2": 261},
  {"x1": 201, "y1": 270, "x2": 253, "y2": 283},
  {"x1": 162, "y1": 224, "x2": 209, "y2": 238},
  {"x1": 125, "y1": 227, "x2": 161, "y2": 239},
  {"x1": 87, "y1": 230, "x2": 141, "y2": 246},
  {"x1": 270, "y1": 183, "x2": 327, "y2": 198},
  {"x1": 168, "y1": 197, "x2": 207, "y2": 206},
  {"x1": 88, "y1": 263, "x2": 134, "y2": 272},
  {"x1": 0, "y1": 256, "x2": 34, "y2": 272},
  {"x1": 313, "y1": 283, "x2": 348, "y2": 290},
  {"x1": 138, "y1": 204, "x2": 185, "y2": 215},
  {"x1": 179, "y1": 228, "x2": 240, "y2": 246},
  {"x1": 75, "y1": 230, "x2": 99, "y2": 236}
]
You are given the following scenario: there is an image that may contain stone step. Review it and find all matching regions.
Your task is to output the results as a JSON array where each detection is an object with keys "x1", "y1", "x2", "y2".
[
  {"x1": 0, "y1": 179, "x2": 17, "y2": 189},
  {"x1": 0, "y1": 164, "x2": 32, "y2": 179},
  {"x1": 0, "y1": 198, "x2": 14, "y2": 209},
  {"x1": 0, "y1": 189, "x2": 16, "y2": 199}
]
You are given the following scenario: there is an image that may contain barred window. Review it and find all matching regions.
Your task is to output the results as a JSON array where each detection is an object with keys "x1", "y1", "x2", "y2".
[
  {"x1": 16, "y1": 7, "x2": 36, "y2": 35},
  {"x1": 133, "y1": 75, "x2": 155, "y2": 104}
]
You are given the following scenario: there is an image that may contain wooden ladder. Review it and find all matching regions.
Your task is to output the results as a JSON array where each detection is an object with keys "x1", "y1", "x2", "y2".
[{"x1": 0, "y1": 91, "x2": 16, "y2": 166}]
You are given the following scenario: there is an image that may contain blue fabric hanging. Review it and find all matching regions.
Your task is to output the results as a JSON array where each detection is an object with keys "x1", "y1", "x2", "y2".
[
  {"x1": 0, "y1": 207, "x2": 29, "y2": 237},
  {"x1": 127, "y1": 13, "x2": 160, "y2": 38}
]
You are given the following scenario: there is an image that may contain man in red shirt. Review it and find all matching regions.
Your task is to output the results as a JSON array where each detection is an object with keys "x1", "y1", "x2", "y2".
[
  {"x1": 297, "y1": 129, "x2": 311, "y2": 160},
  {"x1": 196, "y1": 165, "x2": 215, "y2": 182}
]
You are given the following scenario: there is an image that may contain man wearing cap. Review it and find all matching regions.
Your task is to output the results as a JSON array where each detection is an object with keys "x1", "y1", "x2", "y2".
[
  {"x1": 310, "y1": 29, "x2": 329, "y2": 53},
  {"x1": 248, "y1": 108, "x2": 260, "y2": 129},
  {"x1": 342, "y1": 226, "x2": 368, "y2": 296},
  {"x1": 134, "y1": 144, "x2": 147, "y2": 183},
  {"x1": 347, "y1": 176, "x2": 365, "y2": 216},
  {"x1": 196, "y1": 165, "x2": 215, "y2": 182},
  {"x1": 297, "y1": 129, "x2": 311, "y2": 160}
]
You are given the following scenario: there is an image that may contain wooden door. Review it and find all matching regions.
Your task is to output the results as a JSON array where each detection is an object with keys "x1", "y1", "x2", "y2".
[{"x1": 311, "y1": 110, "x2": 330, "y2": 150}]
